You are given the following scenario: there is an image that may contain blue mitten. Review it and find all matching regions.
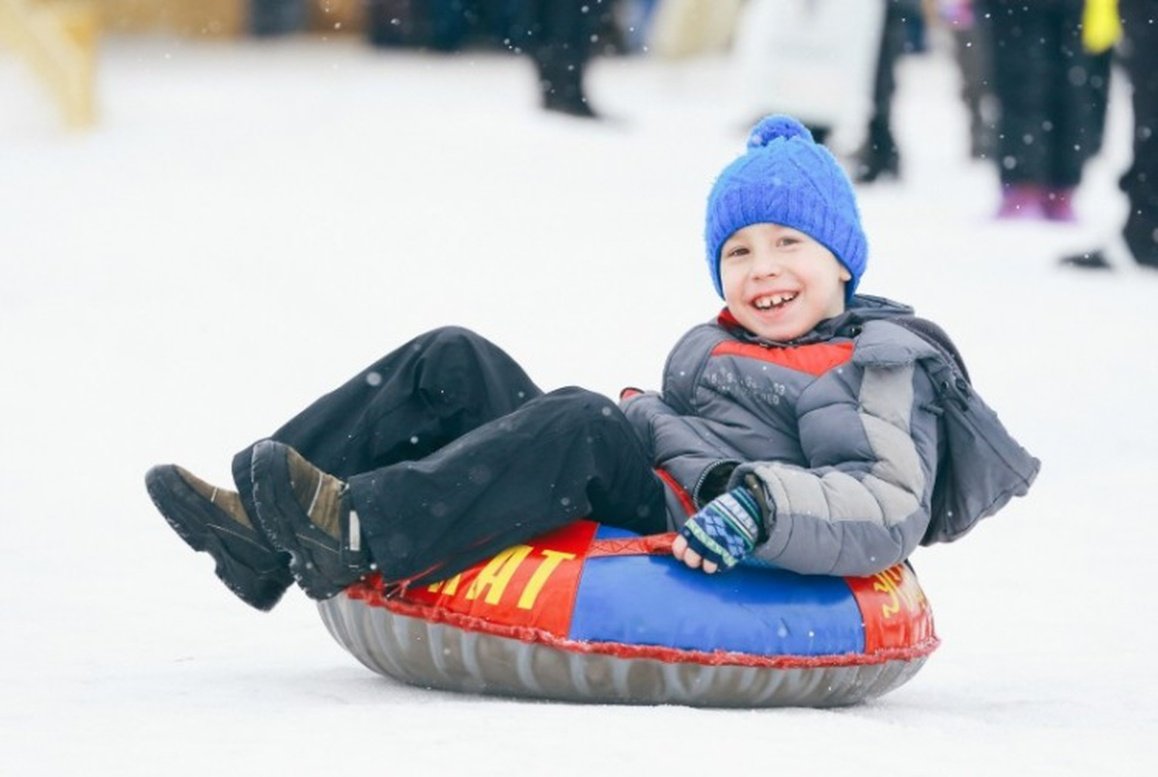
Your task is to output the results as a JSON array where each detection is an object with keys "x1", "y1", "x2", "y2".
[{"x1": 680, "y1": 487, "x2": 763, "y2": 571}]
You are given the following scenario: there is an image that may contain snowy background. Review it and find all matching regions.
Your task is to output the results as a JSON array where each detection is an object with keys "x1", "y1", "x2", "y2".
[{"x1": 2, "y1": 31, "x2": 1156, "y2": 776}]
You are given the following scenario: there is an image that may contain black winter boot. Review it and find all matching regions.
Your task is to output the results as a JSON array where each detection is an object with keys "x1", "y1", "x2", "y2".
[
  {"x1": 145, "y1": 465, "x2": 293, "y2": 611},
  {"x1": 250, "y1": 441, "x2": 372, "y2": 600},
  {"x1": 536, "y1": 50, "x2": 597, "y2": 119},
  {"x1": 854, "y1": 138, "x2": 900, "y2": 183}
]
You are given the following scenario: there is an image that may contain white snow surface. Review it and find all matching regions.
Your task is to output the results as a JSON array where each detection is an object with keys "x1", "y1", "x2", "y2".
[{"x1": 2, "y1": 35, "x2": 1157, "y2": 777}]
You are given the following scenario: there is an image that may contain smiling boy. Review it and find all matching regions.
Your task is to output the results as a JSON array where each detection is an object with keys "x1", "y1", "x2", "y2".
[
  {"x1": 145, "y1": 115, "x2": 1036, "y2": 612},
  {"x1": 629, "y1": 115, "x2": 1038, "y2": 576}
]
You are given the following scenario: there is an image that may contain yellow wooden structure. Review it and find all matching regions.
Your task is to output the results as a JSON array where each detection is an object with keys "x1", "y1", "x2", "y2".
[
  {"x1": 97, "y1": 0, "x2": 244, "y2": 36},
  {"x1": 0, "y1": 1, "x2": 367, "y2": 129},
  {"x1": 97, "y1": 0, "x2": 363, "y2": 36},
  {"x1": 0, "y1": 0, "x2": 100, "y2": 127}
]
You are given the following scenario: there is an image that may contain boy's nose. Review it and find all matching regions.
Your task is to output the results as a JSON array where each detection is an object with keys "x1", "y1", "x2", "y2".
[{"x1": 750, "y1": 251, "x2": 782, "y2": 278}]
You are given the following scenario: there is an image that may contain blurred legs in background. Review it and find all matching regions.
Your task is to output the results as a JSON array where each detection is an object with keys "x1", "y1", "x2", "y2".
[
  {"x1": 1060, "y1": 0, "x2": 1158, "y2": 269},
  {"x1": 1116, "y1": 0, "x2": 1158, "y2": 267},
  {"x1": 988, "y1": 0, "x2": 1109, "y2": 222},
  {"x1": 513, "y1": 0, "x2": 603, "y2": 118},
  {"x1": 854, "y1": 0, "x2": 920, "y2": 183},
  {"x1": 361, "y1": 0, "x2": 607, "y2": 118},
  {"x1": 942, "y1": 2, "x2": 998, "y2": 160}
]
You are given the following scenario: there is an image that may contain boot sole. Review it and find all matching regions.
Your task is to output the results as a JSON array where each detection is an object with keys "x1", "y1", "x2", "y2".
[
  {"x1": 249, "y1": 442, "x2": 350, "y2": 601},
  {"x1": 145, "y1": 465, "x2": 292, "y2": 611}
]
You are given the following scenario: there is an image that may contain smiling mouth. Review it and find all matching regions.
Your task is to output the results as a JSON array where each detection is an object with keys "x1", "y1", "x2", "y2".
[{"x1": 753, "y1": 292, "x2": 798, "y2": 311}]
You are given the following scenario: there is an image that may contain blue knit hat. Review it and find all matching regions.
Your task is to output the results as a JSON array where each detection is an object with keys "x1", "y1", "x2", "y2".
[{"x1": 705, "y1": 115, "x2": 868, "y2": 299}]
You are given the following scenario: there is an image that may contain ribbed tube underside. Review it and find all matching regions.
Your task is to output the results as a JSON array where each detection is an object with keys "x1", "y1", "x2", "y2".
[{"x1": 318, "y1": 595, "x2": 928, "y2": 708}]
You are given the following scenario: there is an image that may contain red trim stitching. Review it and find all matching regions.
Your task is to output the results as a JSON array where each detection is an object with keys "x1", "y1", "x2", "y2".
[{"x1": 587, "y1": 532, "x2": 677, "y2": 558}]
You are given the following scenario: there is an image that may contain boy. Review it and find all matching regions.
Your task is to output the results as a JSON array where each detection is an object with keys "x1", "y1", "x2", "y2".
[{"x1": 146, "y1": 115, "x2": 1037, "y2": 610}]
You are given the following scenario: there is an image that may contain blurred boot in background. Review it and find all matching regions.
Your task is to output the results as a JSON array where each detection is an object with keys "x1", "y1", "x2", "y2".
[{"x1": 996, "y1": 183, "x2": 1047, "y2": 219}]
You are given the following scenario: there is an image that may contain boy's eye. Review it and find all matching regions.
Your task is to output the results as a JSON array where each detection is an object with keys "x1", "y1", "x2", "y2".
[
  {"x1": 777, "y1": 236, "x2": 800, "y2": 247},
  {"x1": 725, "y1": 246, "x2": 749, "y2": 258}
]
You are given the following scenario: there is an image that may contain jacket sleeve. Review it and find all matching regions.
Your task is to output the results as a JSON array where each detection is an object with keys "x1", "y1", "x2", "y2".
[
  {"x1": 621, "y1": 391, "x2": 741, "y2": 507},
  {"x1": 731, "y1": 355, "x2": 942, "y2": 577}
]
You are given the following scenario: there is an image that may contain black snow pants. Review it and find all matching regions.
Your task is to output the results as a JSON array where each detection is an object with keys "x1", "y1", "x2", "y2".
[{"x1": 230, "y1": 327, "x2": 667, "y2": 584}]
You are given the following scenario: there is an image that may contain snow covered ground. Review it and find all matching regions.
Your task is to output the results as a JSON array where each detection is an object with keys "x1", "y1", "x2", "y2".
[{"x1": 2, "y1": 32, "x2": 1156, "y2": 776}]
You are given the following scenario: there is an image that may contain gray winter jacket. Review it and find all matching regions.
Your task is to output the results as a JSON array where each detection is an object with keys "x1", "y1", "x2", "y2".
[{"x1": 621, "y1": 296, "x2": 1038, "y2": 577}]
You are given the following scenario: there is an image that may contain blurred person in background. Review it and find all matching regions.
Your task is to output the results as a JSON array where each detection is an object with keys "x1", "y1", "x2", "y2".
[
  {"x1": 939, "y1": 0, "x2": 998, "y2": 160},
  {"x1": 986, "y1": 0, "x2": 1111, "y2": 221},
  {"x1": 854, "y1": 0, "x2": 924, "y2": 183},
  {"x1": 731, "y1": 0, "x2": 885, "y2": 154},
  {"x1": 1061, "y1": 0, "x2": 1158, "y2": 270},
  {"x1": 365, "y1": 0, "x2": 608, "y2": 118},
  {"x1": 510, "y1": 0, "x2": 607, "y2": 118}
]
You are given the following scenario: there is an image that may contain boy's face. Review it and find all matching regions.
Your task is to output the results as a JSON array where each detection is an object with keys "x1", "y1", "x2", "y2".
[{"x1": 719, "y1": 222, "x2": 850, "y2": 342}]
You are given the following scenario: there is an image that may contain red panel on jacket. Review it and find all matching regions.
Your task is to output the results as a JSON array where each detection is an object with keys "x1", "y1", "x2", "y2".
[{"x1": 711, "y1": 340, "x2": 854, "y2": 377}]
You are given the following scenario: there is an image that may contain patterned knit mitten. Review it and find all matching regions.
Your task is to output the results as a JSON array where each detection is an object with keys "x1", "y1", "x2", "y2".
[{"x1": 679, "y1": 487, "x2": 763, "y2": 571}]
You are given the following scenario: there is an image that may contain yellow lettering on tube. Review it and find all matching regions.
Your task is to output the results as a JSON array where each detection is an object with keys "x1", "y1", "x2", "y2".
[
  {"x1": 517, "y1": 549, "x2": 576, "y2": 610},
  {"x1": 466, "y1": 545, "x2": 534, "y2": 604}
]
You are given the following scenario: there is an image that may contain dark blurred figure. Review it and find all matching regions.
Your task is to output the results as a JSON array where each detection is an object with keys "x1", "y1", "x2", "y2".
[
  {"x1": 902, "y1": 2, "x2": 929, "y2": 52},
  {"x1": 987, "y1": 0, "x2": 1110, "y2": 221},
  {"x1": 1061, "y1": 0, "x2": 1158, "y2": 270},
  {"x1": 250, "y1": 0, "x2": 308, "y2": 36},
  {"x1": 855, "y1": 0, "x2": 924, "y2": 184},
  {"x1": 365, "y1": 0, "x2": 473, "y2": 50},
  {"x1": 510, "y1": 0, "x2": 605, "y2": 117},
  {"x1": 939, "y1": 0, "x2": 998, "y2": 160},
  {"x1": 366, "y1": 0, "x2": 605, "y2": 118}
]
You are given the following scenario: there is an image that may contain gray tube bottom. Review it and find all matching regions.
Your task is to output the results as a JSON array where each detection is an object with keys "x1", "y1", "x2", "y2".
[{"x1": 318, "y1": 595, "x2": 929, "y2": 708}]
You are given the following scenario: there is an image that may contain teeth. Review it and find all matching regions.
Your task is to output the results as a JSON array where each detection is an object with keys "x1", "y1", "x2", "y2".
[{"x1": 755, "y1": 293, "x2": 797, "y2": 310}]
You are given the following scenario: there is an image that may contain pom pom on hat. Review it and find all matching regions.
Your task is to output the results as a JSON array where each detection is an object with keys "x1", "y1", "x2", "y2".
[
  {"x1": 746, "y1": 115, "x2": 814, "y2": 149},
  {"x1": 705, "y1": 114, "x2": 868, "y2": 300}
]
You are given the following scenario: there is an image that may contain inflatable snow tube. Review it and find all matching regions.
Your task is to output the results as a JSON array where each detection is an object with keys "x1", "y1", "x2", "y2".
[{"x1": 318, "y1": 521, "x2": 938, "y2": 707}]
